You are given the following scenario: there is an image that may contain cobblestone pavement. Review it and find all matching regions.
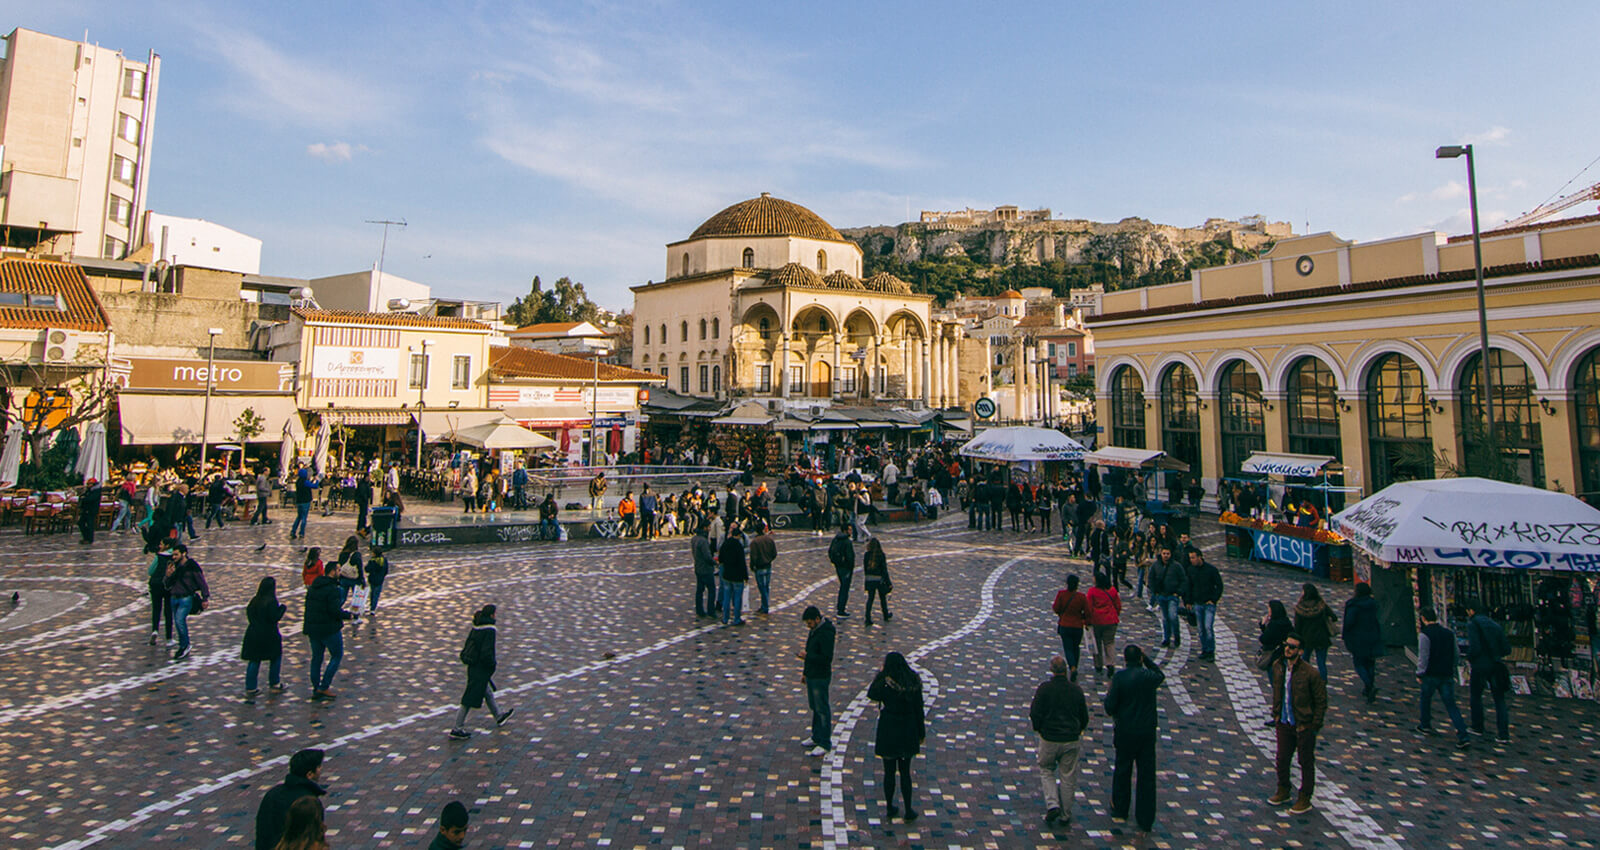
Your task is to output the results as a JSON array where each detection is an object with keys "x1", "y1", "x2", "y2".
[{"x1": 1, "y1": 507, "x2": 1597, "y2": 849}]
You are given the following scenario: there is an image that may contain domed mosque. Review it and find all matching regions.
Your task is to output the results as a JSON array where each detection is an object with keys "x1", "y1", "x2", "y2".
[{"x1": 631, "y1": 193, "x2": 961, "y2": 409}]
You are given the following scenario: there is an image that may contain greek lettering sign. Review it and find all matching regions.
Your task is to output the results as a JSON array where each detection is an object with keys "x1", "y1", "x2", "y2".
[
  {"x1": 114, "y1": 357, "x2": 294, "y2": 392},
  {"x1": 1240, "y1": 453, "x2": 1333, "y2": 478},
  {"x1": 313, "y1": 346, "x2": 401, "y2": 380},
  {"x1": 1251, "y1": 529, "x2": 1318, "y2": 572}
]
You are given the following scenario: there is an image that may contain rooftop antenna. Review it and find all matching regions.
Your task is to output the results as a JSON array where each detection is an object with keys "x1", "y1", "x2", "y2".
[{"x1": 365, "y1": 218, "x2": 407, "y2": 281}]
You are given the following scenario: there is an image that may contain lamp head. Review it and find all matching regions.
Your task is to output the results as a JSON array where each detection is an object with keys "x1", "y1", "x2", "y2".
[{"x1": 1435, "y1": 145, "x2": 1467, "y2": 159}]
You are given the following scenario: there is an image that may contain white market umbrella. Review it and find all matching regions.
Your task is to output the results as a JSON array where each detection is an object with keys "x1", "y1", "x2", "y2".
[
  {"x1": 0, "y1": 423, "x2": 21, "y2": 489},
  {"x1": 278, "y1": 420, "x2": 296, "y2": 485},
  {"x1": 312, "y1": 418, "x2": 330, "y2": 477},
  {"x1": 74, "y1": 422, "x2": 109, "y2": 485},
  {"x1": 958, "y1": 426, "x2": 1085, "y2": 463},
  {"x1": 1330, "y1": 477, "x2": 1600, "y2": 571},
  {"x1": 447, "y1": 421, "x2": 558, "y2": 451}
]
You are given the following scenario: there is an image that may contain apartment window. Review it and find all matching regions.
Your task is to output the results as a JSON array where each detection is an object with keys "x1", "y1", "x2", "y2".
[
  {"x1": 112, "y1": 155, "x2": 136, "y2": 185},
  {"x1": 757, "y1": 364, "x2": 772, "y2": 393},
  {"x1": 679, "y1": 366, "x2": 690, "y2": 393},
  {"x1": 118, "y1": 113, "x2": 141, "y2": 143},
  {"x1": 1067, "y1": 363, "x2": 1078, "y2": 378},
  {"x1": 452, "y1": 355, "x2": 471, "y2": 389},
  {"x1": 789, "y1": 365, "x2": 804, "y2": 393},
  {"x1": 1067, "y1": 342, "x2": 1077, "y2": 357},
  {"x1": 103, "y1": 236, "x2": 126, "y2": 259},
  {"x1": 409, "y1": 353, "x2": 429, "y2": 389},
  {"x1": 699, "y1": 364, "x2": 709, "y2": 393},
  {"x1": 108, "y1": 195, "x2": 132, "y2": 226},
  {"x1": 122, "y1": 68, "x2": 145, "y2": 99},
  {"x1": 1047, "y1": 343, "x2": 1056, "y2": 357},
  {"x1": 660, "y1": 367, "x2": 668, "y2": 378},
  {"x1": 841, "y1": 366, "x2": 857, "y2": 393}
]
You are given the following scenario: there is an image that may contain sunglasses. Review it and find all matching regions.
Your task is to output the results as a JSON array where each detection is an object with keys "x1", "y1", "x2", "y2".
[{"x1": 1283, "y1": 643, "x2": 1302, "y2": 651}]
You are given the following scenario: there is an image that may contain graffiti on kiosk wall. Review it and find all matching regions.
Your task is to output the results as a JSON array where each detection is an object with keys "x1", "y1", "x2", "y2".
[
  {"x1": 1392, "y1": 546, "x2": 1600, "y2": 572},
  {"x1": 1253, "y1": 530, "x2": 1317, "y2": 571},
  {"x1": 1330, "y1": 495, "x2": 1404, "y2": 551},
  {"x1": 1420, "y1": 516, "x2": 1600, "y2": 548}
]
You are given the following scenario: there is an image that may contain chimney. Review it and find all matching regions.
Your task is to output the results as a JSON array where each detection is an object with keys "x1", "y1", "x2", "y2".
[{"x1": 1054, "y1": 302, "x2": 1065, "y2": 327}]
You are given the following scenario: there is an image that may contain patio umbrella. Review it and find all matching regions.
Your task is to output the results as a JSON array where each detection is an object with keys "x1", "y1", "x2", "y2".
[
  {"x1": 74, "y1": 422, "x2": 109, "y2": 485},
  {"x1": 957, "y1": 426, "x2": 1085, "y2": 463},
  {"x1": 0, "y1": 424, "x2": 21, "y2": 489},
  {"x1": 312, "y1": 417, "x2": 330, "y2": 477},
  {"x1": 447, "y1": 421, "x2": 558, "y2": 450},
  {"x1": 278, "y1": 420, "x2": 296, "y2": 485}
]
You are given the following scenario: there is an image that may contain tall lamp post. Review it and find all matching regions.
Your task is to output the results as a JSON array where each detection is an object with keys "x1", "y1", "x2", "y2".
[
  {"x1": 198, "y1": 327, "x2": 222, "y2": 476},
  {"x1": 1436, "y1": 143, "x2": 1494, "y2": 439},
  {"x1": 410, "y1": 339, "x2": 432, "y2": 468},
  {"x1": 589, "y1": 347, "x2": 610, "y2": 467}
]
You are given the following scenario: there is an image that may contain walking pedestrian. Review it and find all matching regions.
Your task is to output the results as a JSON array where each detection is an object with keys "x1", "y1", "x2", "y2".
[
  {"x1": 1261, "y1": 631, "x2": 1327, "y2": 814},
  {"x1": 829, "y1": 523, "x2": 855, "y2": 618},
  {"x1": 78, "y1": 477, "x2": 103, "y2": 543},
  {"x1": 301, "y1": 547, "x2": 324, "y2": 588},
  {"x1": 691, "y1": 524, "x2": 717, "y2": 617},
  {"x1": 1464, "y1": 597, "x2": 1513, "y2": 743},
  {"x1": 987, "y1": 475, "x2": 1006, "y2": 533},
  {"x1": 1188, "y1": 549, "x2": 1223, "y2": 662},
  {"x1": 1342, "y1": 582, "x2": 1384, "y2": 703},
  {"x1": 1006, "y1": 481, "x2": 1024, "y2": 531},
  {"x1": 718, "y1": 521, "x2": 748, "y2": 626},
  {"x1": 146, "y1": 538, "x2": 175, "y2": 647},
  {"x1": 862, "y1": 537, "x2": 893, "y2": 625},
  {"x1": 750, "y1": 520, "x2": 777, "y2": 615},
  {"x1": 254, "y1": 748, "x2": 326, "y2": 850},
  {"x1": 274, "y1": 796, "x2": 329, "y2": 850},
  {"x1": 1148, "y1": 546, "x2": 1188, "y2": 648},
  {"x1": 427, "y1": 800, "x2": 470, "y2": 850},
  {"x1": 162, "y1": 544, "x2": 209, "y2": 661},
  {"x1": 1051, "y1": 574, "x2": 1088, "y2": 680},
  {"x1": 797, "y1": 606, "x2": 836, "y2": 756},
  {"x1": 291, "y1": 463, "x2": 317, "y2": 540},
  {"x1": 852, "y1": 483, "x2": 873, "y2": 541},
  {"x1": 112, "y1": 474, "x2": 137, "y2": 532},
  {"x1": 639, "y1": 484, "x2": 658, "y2": 540},
  {"x1": 1031, "y1": 655, "x2": 1089, "y2": 828},
  {"x1": 449, "y1": 604, "x2": 514, "y2": 739},
  {"x1": 242, "y1": 577, "x2": 286, "y2": 696},
  {"x1": 252, "y1": 466, "x2": 272, "y2": 526},
  {"x1": 354, "y1": 472, "x2": 373, "y2": 533},
  {"x1": 364, "y1": 546, "x2": 389, "y2": 615},
  {"x1": 1104, "y1": 645, "x2": 1164, "y2": 832},
  {"x1": 1259, "y1": 600, "x2": 1293, "y2": 658},
  {"x1": 868, "y1": 651, "x2": 926, "y2": 822},
  {"x1": 303, "y1": 565, "x2": 352, "y2": 700},
  {"x1": 204, "y1": 473, "x2": 232, "y2": 529},
  {"x1": 333, "y1": 535, "x2": 365, "y2": 606},
  {"x1": 1414, "y1": 606, "x2": 1471, "y2": 748},
  {"x1": 1085, "y1": 571, "x2": 1122, "y2": 676},
  {"x1": 1292, "y1": 584, "x2": 1338, "y2": 678}
]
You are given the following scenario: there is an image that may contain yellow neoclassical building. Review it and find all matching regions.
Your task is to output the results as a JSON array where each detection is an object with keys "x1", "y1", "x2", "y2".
[
  {"x1": 631, "y1": 194, "x2": 962, "y2": 408},
  {"x1": 1089, "y1": 215, "x2": 1600, "y2": 500}
]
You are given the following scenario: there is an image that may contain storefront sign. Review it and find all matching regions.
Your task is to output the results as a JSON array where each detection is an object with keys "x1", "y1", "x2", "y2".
[
  {"x1": 313, "y1": 346, "x2": 400, "y2": 380},
  {"x1": 113, "y1": 357, "x2": 294, "y2": 392},
  {"x1": 1252, "y1": 529, "x2": 1318, "y2": 572},
  {"x1": 489, "y1": 386, "x2": 637, "y2": 407}
]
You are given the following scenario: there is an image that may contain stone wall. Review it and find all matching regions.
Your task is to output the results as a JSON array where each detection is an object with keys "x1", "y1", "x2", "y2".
[{"x1": 99, "y1": 291, "x2": 277, "y2": 359}]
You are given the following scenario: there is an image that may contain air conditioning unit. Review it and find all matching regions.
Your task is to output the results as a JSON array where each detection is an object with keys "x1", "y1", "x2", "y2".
[
  {"x1": 765, "y1": 399, "x2": 782, "y2": 412},
  {"x1": 43, "y1": 329, "x2": 80, "y2": 363}
]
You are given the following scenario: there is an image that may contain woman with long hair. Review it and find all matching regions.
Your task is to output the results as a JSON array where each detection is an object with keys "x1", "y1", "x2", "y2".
[
  {"x1": 242, "y1": 576, "x2": 287, "y2": 696},
  {"x1": 272, "y1": 795, "x2": 328, "y2": 850},
  {"x1": 301, "y1": 547, "x2": 324, "y2": 588},
  {"x1": 862, "y1": 538, "x2": 893, "y2": 625},
  {"x1": 1293, "y1": 583, "x2": 1338, "y2": 678},
  {"x1": 868, "y1": 652, "x2": 926, "y2": 822},
  {"x1": 333, "y1": 535, "x2": 364, "y2": 606}
]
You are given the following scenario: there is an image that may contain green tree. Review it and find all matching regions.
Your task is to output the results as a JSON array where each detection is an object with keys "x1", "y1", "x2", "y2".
[{"x1": 505, "y1": 275, "x2": 603, "y2": 326}]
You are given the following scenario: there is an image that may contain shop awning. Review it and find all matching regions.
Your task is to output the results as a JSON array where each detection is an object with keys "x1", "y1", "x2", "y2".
[
  {"x1": 118, "y1": 394, "x2": 304, "y2": 445},
  {"x1": 711, "y1": 401, "x2": 775, "y2": 427},
  {"x1": 1082, "y1": 446, "x2": 1188, "y2": 472},
  {"x1": 418, "y1": 410, "x2": 511, "y2": 436},
  {"x1": 501, "y1": 405, "x2": 591, "y2": 425},
  {"x1": 1240, "y1": 452, "x2": 1340, "y2": 478},
  {"x1": 326, "y1": 409, "x2": 414, "y2": 426}
]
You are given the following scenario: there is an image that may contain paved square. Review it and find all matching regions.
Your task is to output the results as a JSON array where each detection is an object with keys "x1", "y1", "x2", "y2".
[{"x1": 2, "y1": 509, "x2": 1597, "y2": 848}]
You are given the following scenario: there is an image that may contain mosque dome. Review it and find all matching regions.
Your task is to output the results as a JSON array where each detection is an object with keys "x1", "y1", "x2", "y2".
[
  {"x1": 768, "y1": 262, "x2": 825, "y2": 288},
  {"x1": 823, "y1": 270, "x2": 865, "y2": 291},
  {"x1": 690, "y1": 193, "x2": 846, "y2": 242},
  {"x1": 864, "y1": 272, "x2": 914, "y2": 295}
]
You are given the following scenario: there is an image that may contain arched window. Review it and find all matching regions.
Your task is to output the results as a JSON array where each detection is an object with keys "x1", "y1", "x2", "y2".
[
  {"x1": 817, "y1": 249, "x2": 828, "y2": 272},
  {"x1": 1110, "y1": 366, "x2": 1146, "y2": 449},
  {"x1": 712, "y1": 365, "x2": 721, "y2": 395},
  {"x1": 818, "y1": 316, "x2": 829, "y2": 334},
  {"x1": 1160, "y1": 364, "x2": 1200, "y2": 472},
  {"x1": 759, "y1": 317, "x2": 771, "y2": 340},
  {"x1": 1287, "y1": 357, "x2": 1341, "y2": 459},
  {"x1": 712, "y1": 317, "x2": 719, "y2": 339},
  {"x1": 1575, "y1": 348, "x2": 1600, "y2": 498},
  {"x1": 1219, "y1": 361, "x2": 1265, "y2": 477},
  {"x1": 680, "y1": 321, "x2": 688, "y2": 342},
  {"x1": 1366, "y1": 353, "x2": 1433, "y2": 489},
  {"x1": 660, "y1": 324, "x2": 667, "y2": 345},
  {"x1": 742, "y1": 247, "x2": 754, "y2": 267},
  {"x1": 681, "y1": 252, "x2": 690, "y2": 277},
  {"x1": 1460, "y1": 349, "x2": 1542, "y2": 486},
  {"x1": 699, "y1": 318, "x2": 707, "y2": 340},
  {"x1": 643, "y1": 325, "x2": 650, "y2": 345}
]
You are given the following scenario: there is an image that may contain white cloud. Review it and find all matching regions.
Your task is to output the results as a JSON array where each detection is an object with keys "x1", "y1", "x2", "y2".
[
  {"x1": 1465, "y1": 125, "x2": 1512, "y2": 146},
  {"x1": 305, "y1": 141, "x2": 366, "y2": 162},
  {"x1": 1432, "y1": 181, "x2": 1468, "y2": 201}
]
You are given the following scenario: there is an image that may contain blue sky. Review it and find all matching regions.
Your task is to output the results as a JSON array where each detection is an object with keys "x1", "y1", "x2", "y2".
[{"x1": 14, "y1": 1, "x2": 1600, "y2": 309}]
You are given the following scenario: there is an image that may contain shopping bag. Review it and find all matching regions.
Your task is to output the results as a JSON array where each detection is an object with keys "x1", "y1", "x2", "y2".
[{"x1": 347, "y1": 585, "x2": 369, "y2": 615}]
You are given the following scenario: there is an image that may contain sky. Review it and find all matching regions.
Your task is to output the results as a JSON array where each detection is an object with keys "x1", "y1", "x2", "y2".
[{"x1": 12, "y1": 1, "x2": 1600, "y2": 310}]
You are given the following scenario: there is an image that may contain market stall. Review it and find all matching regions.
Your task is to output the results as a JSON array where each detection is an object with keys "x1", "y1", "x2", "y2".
[
  {"x1": 1081, "y1": 446, "x2": 1190, "y2": 523},
  {"x1": 1330, "y1": 477, "x2": 1600, "y2": 701}
]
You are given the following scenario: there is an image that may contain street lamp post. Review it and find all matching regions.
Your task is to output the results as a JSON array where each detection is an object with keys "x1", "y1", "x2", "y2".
[
  {"x1": 1436, "y1": 143, "x2": 1495, "y2": 439},
  {"x1": 198, "y1": 327, "x2": 222, "y2": 476},
  {"x1": 590, "y1": 347, "x2": 610, "y2": 467},
  {"x1": 411, "y1": 339, "x2": 432, "y2": 468}
]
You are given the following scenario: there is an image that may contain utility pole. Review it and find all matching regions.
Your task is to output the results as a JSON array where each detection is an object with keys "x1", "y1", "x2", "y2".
[{"x1": 365, "y1": 219, "x2": 407, "y2": 283}]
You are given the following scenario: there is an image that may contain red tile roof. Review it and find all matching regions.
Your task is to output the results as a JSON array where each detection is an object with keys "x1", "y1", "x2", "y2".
[
  {"x1": 489, "y1": 345, "x2": 665, "y2": 382},
  {"x1": 511, "y1": 321, "x2": 590, "y2": 334},
  {"x1": 293, "y1": 308, "x2": 490, "y2": 331},
  {"x1": 1445, "y1": 212, "x2": 1600, "y2": 243},
  {"x1": 1, "y1": 258, "x2": 108, "y2": 331}
]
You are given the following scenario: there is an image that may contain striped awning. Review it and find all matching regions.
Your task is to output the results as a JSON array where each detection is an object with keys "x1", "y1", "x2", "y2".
[{"x1": 326, "y1": 409, "x2": 414, "y2": 426}]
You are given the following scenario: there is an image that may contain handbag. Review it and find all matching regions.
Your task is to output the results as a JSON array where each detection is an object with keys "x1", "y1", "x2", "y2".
[
  {"x1": 881, "y1": 574, "x2": 893, "y2": 594},
  {"x1": 1254, "y1": 646, "x2": 1278, "y2": 670},
  {"x1": 191, "y1": 594, "x2": 206, "y2": 614}
]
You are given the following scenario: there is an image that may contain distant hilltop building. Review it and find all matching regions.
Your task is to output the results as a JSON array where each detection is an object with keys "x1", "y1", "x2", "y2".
[{"x1": 919, "y1": 206, "x2": 1053, "y2": 229}]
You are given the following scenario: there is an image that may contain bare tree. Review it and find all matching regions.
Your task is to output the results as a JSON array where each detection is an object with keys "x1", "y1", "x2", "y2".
[{"x1": 1, "y1": 365, "x2": 118, "y2": 470}]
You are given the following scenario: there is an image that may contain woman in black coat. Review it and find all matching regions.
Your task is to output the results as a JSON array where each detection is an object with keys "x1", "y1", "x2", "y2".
[
  {"x1": 1259, "y1": 599, "x2": 1293, "y2": 655},
  {"x1": 868, "y1": 651, "x2": 926, "y2": 822},
  {"x1": 241, "y1": 577, "x2": 286, "y2": 695},
  {"x1": 449, "y1": 605, "x2": 513, "y2": 739},
  {"x1": 1342, "y1": 582, "x2": 1385, "y2": 703}
]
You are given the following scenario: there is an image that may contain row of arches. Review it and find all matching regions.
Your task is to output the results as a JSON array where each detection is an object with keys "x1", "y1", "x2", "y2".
[
  {"x1": 683, "y1": 247, "x2": 830, "y2": 277},
  {"x1": 642, "y1": 318, "x2": 720, "y2": 346},
  {"x1": 1106, "y1": 344, "x2": 1600, "y2": 492},
  {"x1": 735, "y1": 302, "x2": 928, "y2": 340}
]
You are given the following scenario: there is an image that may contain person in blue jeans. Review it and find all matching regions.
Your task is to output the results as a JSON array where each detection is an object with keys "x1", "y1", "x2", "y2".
[
  {"x1": 798, "y1": 606, "x2": 836, "y2": 756},
  {"x1": 291, "y1": 463, "x2": 318, "y2": 540},
  {"x1": 364, "y1": 547, "x2": 389, "y2": 614},
  {"x1": 242, "y1": 577, "x2": 287, "y2": 695},
  {"x1": 1463, "y1": 598, "x2": 1513, "y2": 743},
  {"x1": 161, "y1": 544, "x2": 209, "y2": 661},
  {"x1": 718, "y1": 523, "x2": 748, "y2": 626},
  {"x1": 1187, "y1": 549, "x2": 1223, "y2": 661},
  {"x1": 1414, "y1": 607, "x2": 1471, "y2": 748},
  {"x1": 1146, "y1": 548, "x2": 1188, "y2": 648},
  {"x1": 303, "y1": 570, "x2": 352, "y2": 699},
  {"x1": 749, "y1": 521, "x2": 777, "y2": 615}
]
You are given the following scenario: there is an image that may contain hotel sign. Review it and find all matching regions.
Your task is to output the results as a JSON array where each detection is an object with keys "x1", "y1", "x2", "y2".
[
  {"x1": 112, "y1": 357, "x2": 295, "y2": 392},
  {"x1": 312, "y1": 346, "x2": 401, "y2": 381}
]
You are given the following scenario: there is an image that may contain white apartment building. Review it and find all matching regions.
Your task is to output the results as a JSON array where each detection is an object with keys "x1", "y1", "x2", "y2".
[
  {"x1": 0, "y1": 28, "x2": 160, "y2": 260},
  {"x1": 143, "y1": 212, "x2": 262, "y2": 274}
]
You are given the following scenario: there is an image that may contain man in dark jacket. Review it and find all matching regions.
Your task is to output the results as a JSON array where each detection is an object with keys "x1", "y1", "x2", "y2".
[
  {"x1": 1104, "y1": 645, "x2": 1164, "y2": 832},
  {"x1": 291, "y1": 463, "x2": 317, "y2": 540},
  {"x1": 987, "y1": 476, "x2": 1006, "y2": 533},
  {"x1": 1342, "y1": 582, "x2": 1384, "y2": 702},
  {"x1": 829, "y1": 525, "x2": 855, "y2": 618},
  {"x1": 718, "y1": 523, "x2": 748, "y2": 626},
  {"x1": 254, "y1": 748, "x2": 326, "y2": 850},
  {"x1": 204, "y1": 474, "x2": 231, "y2": 529},
  {"x1": 1464, "y1": 597, "x2": 1512, "y2": 742},
  {"x1": 303, "y1": 573, "x2": 352, "y2": 699},
  {"x1": 1260, "y1": 631, "x2": 1328, "y2": 814},
  {"x1": 1415, "y1": 606, "x2": 1470, "y2": 748},
  {"x1": 749, "y1": 521, "x2": 777, "y2": 615},
  {"x1": 1030, "y1": 655, "x2": 1090, "y2": 827},
  {"x1": 1073, "y1": 495, "x2": 1097, "y2": 556},
  {"x1": 354, "y1": 473, "x2": 374, "y2": 532},
  {"x1": 1147, "y1": 547, "x2": 1189, "y2": 648},
  {"x1": 691, "y1": 525, "x2": 717, "y2": 617},
  {"x1": 1187, "y1": 549, "x2": 1223, "y2": 661},
  {"x1": 77, "y1": 477, "x2": 103, "y2": 544},
  {"x1": 796, "y1": 606, "x2": 836, "y2": 756}
]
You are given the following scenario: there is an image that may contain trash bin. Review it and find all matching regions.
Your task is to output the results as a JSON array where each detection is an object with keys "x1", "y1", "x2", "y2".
[{"x1": 370, "y1": 506, "x2": 399, "y2": 548}]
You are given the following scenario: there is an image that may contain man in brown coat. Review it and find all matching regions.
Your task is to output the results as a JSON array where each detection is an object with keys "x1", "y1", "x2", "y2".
[{"x1": 1261, "y1": 631, "x2": 1328, "y2": 814}]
